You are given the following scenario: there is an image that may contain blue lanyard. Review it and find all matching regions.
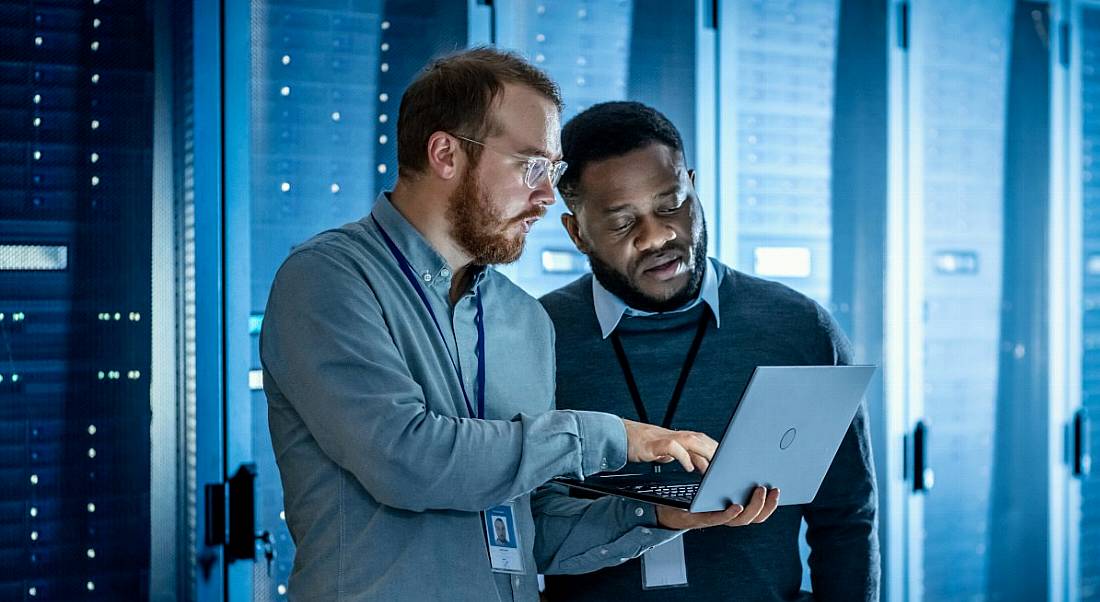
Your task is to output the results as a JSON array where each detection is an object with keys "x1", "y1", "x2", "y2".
[{"x1": 372, "y1": 215, "x2": 486, "y2": 419}]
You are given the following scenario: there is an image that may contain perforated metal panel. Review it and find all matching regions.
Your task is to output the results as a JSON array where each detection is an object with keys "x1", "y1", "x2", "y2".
[
  {"x1": 910, "y1": 1, "x2": 1013, "y2": 600},
  {"x1": 727, "y1": 0, "x2": 840, "y2": 307},
  {"x1": 1080, "y1": 6, "x2": 1100, "y2": 600}
]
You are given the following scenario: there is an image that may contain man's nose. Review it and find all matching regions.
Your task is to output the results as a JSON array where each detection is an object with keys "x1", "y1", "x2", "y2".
[
  {"x1": 532, "y1": 173, "x2": 557, "y2": 207},
  {"x1": 634, "y1": 216, "x2": 676, "y2": 253}
]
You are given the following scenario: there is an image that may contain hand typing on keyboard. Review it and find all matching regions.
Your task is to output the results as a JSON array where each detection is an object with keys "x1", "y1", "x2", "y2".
[
  {"x1": 622, "y1": 419, "x2": 718, "y2": 473},
  {"x1": 654, "y1": 486, "x2": 780, "y2": 530}
]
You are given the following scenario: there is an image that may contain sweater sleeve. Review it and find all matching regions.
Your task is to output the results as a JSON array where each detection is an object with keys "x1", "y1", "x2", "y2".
[{"x1": 803, "y1": 304, "x2": 881, "y2": 601}]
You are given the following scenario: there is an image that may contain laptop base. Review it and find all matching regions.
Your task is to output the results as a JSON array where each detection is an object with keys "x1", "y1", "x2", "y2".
[{"x1": 554, "y1": 470, "x2": 702, "y2": 509}]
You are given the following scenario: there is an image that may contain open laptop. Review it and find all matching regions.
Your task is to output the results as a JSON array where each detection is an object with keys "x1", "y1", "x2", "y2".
[{"x1": 554, "y1": 365, "x2": 875, "y2": 513}]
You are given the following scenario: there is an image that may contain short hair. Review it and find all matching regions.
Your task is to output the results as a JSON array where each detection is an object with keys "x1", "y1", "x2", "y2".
[
  {"x1": 397, "y1": 47, "x2": 563, "y2": 179},
  {"x1": 557, "y1": 101, "x2": 685, "y2": 210}
]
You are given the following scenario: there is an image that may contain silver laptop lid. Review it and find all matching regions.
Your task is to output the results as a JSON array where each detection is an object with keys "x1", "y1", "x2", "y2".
[{"x1": 689, "y1": 365, "x2": 875, "y2": 512}]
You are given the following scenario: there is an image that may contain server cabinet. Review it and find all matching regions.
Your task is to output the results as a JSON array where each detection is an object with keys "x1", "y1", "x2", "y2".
[{"x1": 0, "y1": 1, "x2": 155, "y2": 599}]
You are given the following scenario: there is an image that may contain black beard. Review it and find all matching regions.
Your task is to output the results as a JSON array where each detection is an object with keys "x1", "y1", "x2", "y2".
[{"x1": 588, "y1": 228, "x2": 708, "y2": 313}]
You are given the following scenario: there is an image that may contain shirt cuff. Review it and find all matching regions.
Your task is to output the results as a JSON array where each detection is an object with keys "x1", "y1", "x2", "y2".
[
  {"x1": 619, "y1": 498, "x2": 685, "y2": 538},
  {"x1": 554, "y1": 501, "x2": 684, "y2": 573},
  {"x1": 570, "y1": 410, "x2": 628, "y2": 476}
]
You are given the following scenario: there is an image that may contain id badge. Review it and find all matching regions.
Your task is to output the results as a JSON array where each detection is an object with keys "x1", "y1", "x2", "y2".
[
  {"x1": 641, "y1": 533, "x2": 688, "y2": 589},
  {"x1": 483, "y1": 502, "x2": 525, "y2": 574}
]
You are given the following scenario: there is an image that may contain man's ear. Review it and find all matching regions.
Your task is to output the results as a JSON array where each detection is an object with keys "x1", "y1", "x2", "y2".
[
  {"x1": 688, "y1": 168, "x2": 696, "y2": 186},
  {"x1": 561, "y1": 212, "x2": 592, "y2": 255},
  {"x1": 425, "y1": 131, "x2": 461, "y2": 180}
]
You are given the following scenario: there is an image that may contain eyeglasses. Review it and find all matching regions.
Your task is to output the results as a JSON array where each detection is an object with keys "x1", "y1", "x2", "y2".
[{"x1": 452, "y1": 134, "x2": 568, "y2": 189}]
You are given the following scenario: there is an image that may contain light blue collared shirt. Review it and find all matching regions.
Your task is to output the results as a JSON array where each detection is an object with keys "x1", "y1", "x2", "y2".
[
  {"x1": 261, "y1": 192, "x2": 678, "y2": 602},
  {"x1": 592, "y1": 257, "x2": 723, "y2": 338}
]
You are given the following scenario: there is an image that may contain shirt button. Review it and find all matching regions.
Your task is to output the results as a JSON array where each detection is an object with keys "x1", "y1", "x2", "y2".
[
  {"x1": 600, "y1": 548, "x2": 608, "y2": 555},
  {"x1": 641, "y1": 528, "x2": 652, "y2": 535},
  {"x1": 599, "y1": 458, "x2": 608, "y2": 470},
  {"x1": 634, "y1": 507, "x2": 644, "y2": 518},
  {"x1": 512, "y1": 575, "x2": 521, "y2": 588},
  {"x1": 440, "y1": 268, "x2": 451, "y2": 278},
  {"x1": 421, "y1": 272, "x2": 432, "y2": 282}
]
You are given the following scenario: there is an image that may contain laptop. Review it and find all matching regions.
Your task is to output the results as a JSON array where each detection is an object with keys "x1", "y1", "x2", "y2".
[{"x1": 554, "y1": 365, "x2": 875, "y2": 513}]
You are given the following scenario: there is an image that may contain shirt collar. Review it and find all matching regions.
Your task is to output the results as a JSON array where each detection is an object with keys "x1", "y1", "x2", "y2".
[
  {"x1": 368, "y1": 191, "x2": 487, "y2": 292},
  {"x1": 592, "y1": 257, "x2": 722, "y2": 339}
]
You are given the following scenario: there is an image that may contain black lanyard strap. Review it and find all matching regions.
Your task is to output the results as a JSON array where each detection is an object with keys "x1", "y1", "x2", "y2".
[{"x1": 609, "y1": 310, "x2": 711, "y2": 429}]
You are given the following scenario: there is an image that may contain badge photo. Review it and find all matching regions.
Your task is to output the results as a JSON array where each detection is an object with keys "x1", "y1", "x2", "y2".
[{"x1": 483, "y1": 502, "x2": 525, "y2": 574}]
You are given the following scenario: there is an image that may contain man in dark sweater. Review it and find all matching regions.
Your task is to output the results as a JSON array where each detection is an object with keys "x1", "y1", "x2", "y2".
[{"x1": 538, "y1": 102, "x2": 880, "y2": 601}]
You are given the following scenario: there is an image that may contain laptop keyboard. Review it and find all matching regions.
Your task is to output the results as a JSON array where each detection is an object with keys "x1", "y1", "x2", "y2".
[{"x1": 624, "y1": 482, "x2": 700, "y2": 503}]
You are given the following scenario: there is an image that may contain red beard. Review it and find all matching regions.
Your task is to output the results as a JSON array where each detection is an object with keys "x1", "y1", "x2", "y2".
[{"x1": 447, "y1": 166, "x2": 543, "y2": 265}]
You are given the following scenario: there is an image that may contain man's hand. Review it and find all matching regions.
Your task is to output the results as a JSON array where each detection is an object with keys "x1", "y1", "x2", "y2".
[
  {"x1": 655, "y1": 486, "x2": 780, "y2": 530},
  {"x1": 622, "y1": 419, "x2": 718, "y2": 473}
]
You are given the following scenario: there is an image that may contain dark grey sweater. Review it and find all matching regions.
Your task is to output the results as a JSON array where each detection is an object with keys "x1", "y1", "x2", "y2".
[{"x1": 539, "y1": 264, "x2": 879, "y2": 601}]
